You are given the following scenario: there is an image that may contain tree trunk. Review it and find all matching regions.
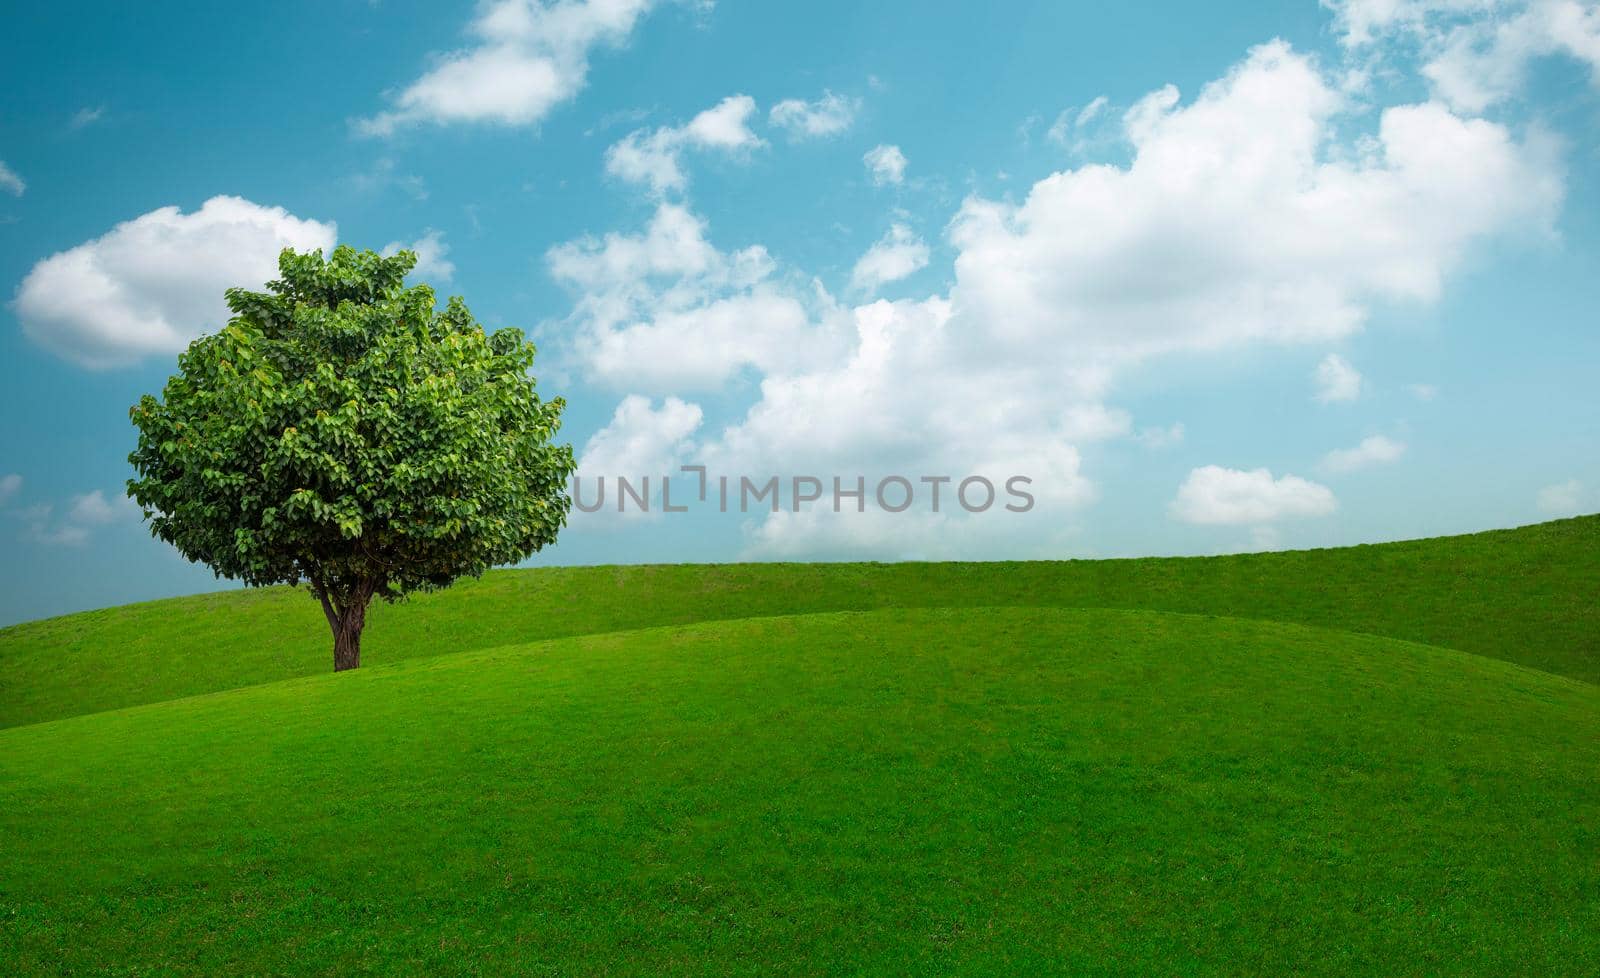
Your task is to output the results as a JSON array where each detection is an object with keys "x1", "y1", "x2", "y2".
[
  {"x1": 318, "y1": 580, "x2": 375, "y2": 672},
  {"x1": 332, "y1": 616, "x2": 363, "y2": 671}
]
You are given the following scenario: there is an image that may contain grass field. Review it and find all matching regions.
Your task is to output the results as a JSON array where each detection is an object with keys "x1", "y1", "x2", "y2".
[
  {"x1": 2, "y1": 517, "x2": 1597, "y2": 974},
  {"x1": 2, "y1": 514, "x2": 1596, "y2": 729}
]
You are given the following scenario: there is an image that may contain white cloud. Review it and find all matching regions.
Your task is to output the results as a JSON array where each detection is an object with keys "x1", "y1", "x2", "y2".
[
  {"x1": 1170, "y1": 466, "x2": 1339, "y2": 524},
  {"x1": 949, "y1": 41, "x2": 1560, "y2": 364},
  {"x1": 1328, "y1": 0, "x2": 1600, "y2": 110},
  {"x1": 13, "y1": 196, "x2": 337, "y2": 368},
  {"x1": 578, "y1": 394, "x2": 703, "y2": 479},
  {"x1": 769, "y1": 91, "x2": 860, "y2": 139},
  {"x1": 849, "y1": 223, "x2": 929, "y2": 294},
  {"x1": 1314, "y1": 353, "x2": 1363, "y2": 403},
  {"x1": 546, "y1": 203, "x2": 843, "y2": 392},
  {"x1": 1135, "y1": 422, "x2": 1186, "y2": 449},
  {"x1": 22, "y1": 489, "x2": 138, "y2": 547},
  {"x1": 605, "y1": 94, "x2": 763, "y2": 195},
  {"x1": 1409, "y1": 382, "x2": 1439, "y2": 400},
  {"x1": 863, "y1": 144, "x2": 907, "y2": 186},
  {"x1": 358, "y1": 0, "x2": 658, "y2": 135},
  {"x1": 0, "y1": 160, "x2": 24, "y2": 196},
  {"x1": 1320, "y1": 434, "x2": 1407, "y2": 472},
  {"x1": 0, "y1": 474, "x2": 20, "y2": 506},
  {"x1": 1047, "y1": 95, "x2": 1110, "y2": 148},
  {"x1": 382, "y1": 229, "x2": 455, "y2": 283},
  {"x1": 572, "y1": 395, "x2": 703, "y2": 524},
  {"x1": 552, "y1": 37, "x2": 1558, "y2": 559},
  {"x1": 1060, "y1": 403, "x2": 1133, "y2": 442},
  {"x1": 1536, "y1": 478, "x2": 1584, "y2": 515},
  {"x1": 68, "y1": 490, "x2": 127, "y2": 526},
  {"x1": 69, "y1": 106, "x2": 106, "y2": 130}
]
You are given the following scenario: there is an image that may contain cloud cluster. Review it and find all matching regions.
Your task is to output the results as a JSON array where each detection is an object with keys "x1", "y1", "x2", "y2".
[
  {"x1": 0, "y1": 160, "x2": 23, "y2": 196},
  {"x1": 358, "y1": 0, "x2": 659, "y2": 135},
  {"x1": 769, "y1": 91, "x2": 860, "y2": 139},
  {"x1": 1170, "y1": 466, "x2": 1338, "y2": 525},
  {"x1": 605, "y1": 95, "x2": 764, "y2": 195},
  {"x1": 949, "y1": 41, "x2": 1559, "y2": 364},
  {"x1": 849, "y1": 223, "x2": 929, "y2": 294},
  {"x1": 13, "y1": 196, "x2": 336, "y2": 368},
  {"x1": 546, "y1": 203, "x2": 845, "y2": 392},
  {"x1": 1329, "y1": 0, "x2": 1600, "y2": 111},
  {"x1": 1320, "y1": 435, "x2": 1407, "y2": 472},
  {"x1": 862, "y1": 144, "x2": 907, "y2": 185},
  {"x1": 382, "y1": 229, "x2": 455, "y2": 283},
  {"x1": 1314, "y1": 354, "x2": 1363, "y2": 403},
  {"x1": 554, "y1": 36, "x2": 1557, "y2": 557},
  {"x1": 13, "y1": 488, "x2": 137, "y2": 547}
]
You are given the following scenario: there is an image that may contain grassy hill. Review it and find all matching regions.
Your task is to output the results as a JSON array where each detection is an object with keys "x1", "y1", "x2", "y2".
[
  {"x1": 1, "y1": 517, "x2": 1596, "y2": 975},
  {"x1": 3, "y1": 609, "x2": 1595, "y2": 975},
  {"x1": 1, "y1": 514, "x2": 1596, "y2": 728}
]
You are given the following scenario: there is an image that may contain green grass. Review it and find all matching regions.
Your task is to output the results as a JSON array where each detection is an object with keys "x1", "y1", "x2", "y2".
[
  {"x1": 3, "y1": 608, "x2": 1595, "y2": 976},
  {"x1": 2, "y1": 517, "x2": 1596, "y2": 974},
  {"x1": 2, "y1": 514, "x2": 1596, "y2": 728}
]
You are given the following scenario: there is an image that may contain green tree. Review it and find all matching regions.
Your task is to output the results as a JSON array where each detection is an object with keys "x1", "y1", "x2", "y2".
[{"x1": 129, "y1": 246, "x2": 575, "y2": 671}]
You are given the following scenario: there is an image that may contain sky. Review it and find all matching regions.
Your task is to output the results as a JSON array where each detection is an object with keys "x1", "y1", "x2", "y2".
[{"x1": 1, "y1": 0, "x2": 1598, "y2": 625}]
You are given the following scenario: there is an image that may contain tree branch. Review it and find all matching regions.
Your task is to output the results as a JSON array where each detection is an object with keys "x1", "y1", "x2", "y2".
[{"x1": 316, "y1": 587, "x2": 340, "y2": 634}]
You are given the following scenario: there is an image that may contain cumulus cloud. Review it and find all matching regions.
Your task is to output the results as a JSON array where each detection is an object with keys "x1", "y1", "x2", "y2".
[
  {"x1": 1320, "y1": 434, "x2": 1407, "y2": 472},
  {"x1": 358, "y1": 0, "x2": 659, "y2": 135},
  {"x1": 605, "y1": 95, "x2": 763, "y2": 195},
  {"x1": 849, "y1": 223, "x2": 929, "y2": 294},
  {"x1": 68, "y1": 490, "x2": 128, "y2": 526},
  {"x1": 22, "y1": 489, "x2": 138, "y2": 547},
  {"x1": 1328, "y1": 0, "x2": 1600, "y2": 110},
  {"x1": 572, "y1": 395, "x2": 703, "y2": 523},
  {"x1": 552, "y1": 37, "x2": 1559, "y2": 558},
  {"x1": 13, "y1": 196, "x2": 337, "y2": 368},
  {"x1": 1536, "y1": 478, "x2": 1585, "y2": 515},
  {"x1": 382, "y1": 229, "x2": 455, "y2": 283},
  {"x1": 546, "y1": 203, "x2": 843, "y2": 392},
  {"x1": 699, "y1": 297, "x2": 1103, "y2": 480},
  {"x1": 0, "y1": 473, "x2": 20, "y2": 506},
  {"x1": 1409, "y1": 382, "x2": 1440, "y2": 401},
  {"x1": 949, "y1": 41, "x2": 1560, "y2": 364},
  {"x1": 769, "y1": 90, "x2": 860, "y2": 139},
  {"x1": 360, "y1": 0, "x2": 659, "y2": 136},
  {"x1": 1314, "y1": 354, "x2": 1363, "y2": 403},
  {"x1": 0, "y1": 160, "x2": 24, "y2": 196},
  {"x1": 578, "y1": 394, "x2": 703, "y2": 480},
  {"x1": 863, "y1": 144, "x2": 907, "y2": 185},
  {"x1": 1170, "y1": 466, "x2": 1338, "y2": 525}
]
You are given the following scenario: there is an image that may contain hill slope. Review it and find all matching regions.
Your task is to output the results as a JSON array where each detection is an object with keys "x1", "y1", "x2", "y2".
[
  {"x1": 3, "y1": 608, "x2": 1595, "y2": 976},
  {"x1": 2, "y1": 515, "x2": 1596, "y2": 728}
]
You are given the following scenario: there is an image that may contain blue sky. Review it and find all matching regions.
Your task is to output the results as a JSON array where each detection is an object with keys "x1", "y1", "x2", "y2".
[{"x1": 1, "y1": 0, "x2": 1598, "y2": 624}]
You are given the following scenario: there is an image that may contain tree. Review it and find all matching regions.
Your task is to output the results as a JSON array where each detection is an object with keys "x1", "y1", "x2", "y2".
[{"x1": 128, "y1": 246, "x2": 576, "y2": 671}]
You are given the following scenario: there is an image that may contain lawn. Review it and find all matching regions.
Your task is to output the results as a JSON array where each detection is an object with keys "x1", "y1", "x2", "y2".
[
  {"x1": 1, "y1": 513, "x2": 1595, "y2": 728},
  {"x1": 1, "y1": 517, "x2": 1596, "y2": 975},
  {"x1": 3, "y1": 608, "x2": 1595, "y2": 975}
]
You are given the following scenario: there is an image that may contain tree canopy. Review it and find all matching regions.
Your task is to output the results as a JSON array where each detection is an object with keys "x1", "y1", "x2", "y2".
[{"x1": 128, "y1": 245, "x2": 575, "y2": 669}]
